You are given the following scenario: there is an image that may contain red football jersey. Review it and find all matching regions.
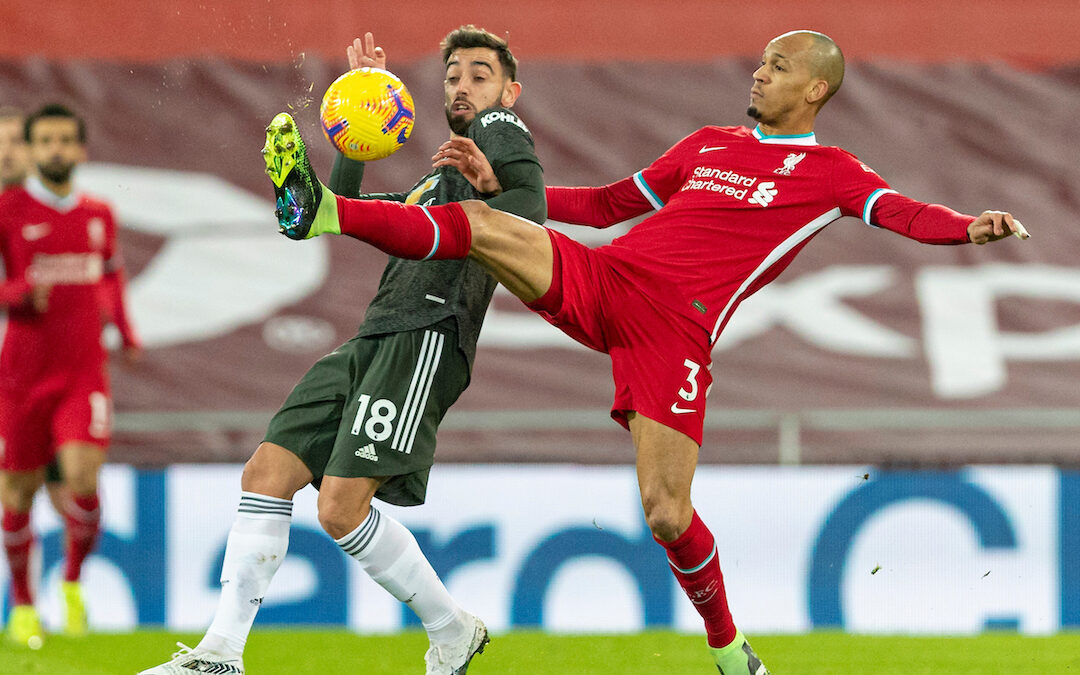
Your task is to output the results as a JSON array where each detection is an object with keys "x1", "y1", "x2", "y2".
[
  {"x1": 0, "y1": 177, "x2": 135, "y2": 381},
  {"x1": 547, "y1": 125, "x2": 973, "y2": 343}
]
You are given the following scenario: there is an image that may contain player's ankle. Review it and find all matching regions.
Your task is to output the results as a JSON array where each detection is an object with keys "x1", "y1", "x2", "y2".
[
  {"x1": 310, "y1": 184, "x2": 341, "y2": 236},
  {"x1": 198, "y1": 632, "x2": 244, "y2": 659}
]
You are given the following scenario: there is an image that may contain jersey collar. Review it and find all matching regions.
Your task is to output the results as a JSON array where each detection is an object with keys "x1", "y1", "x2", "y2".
[
  {"x1": 25, "y1": 175, "x2": 80, "y2": 213},
  {"x1": 752, "y1": 125, "x2": 819, "y2": 146}
]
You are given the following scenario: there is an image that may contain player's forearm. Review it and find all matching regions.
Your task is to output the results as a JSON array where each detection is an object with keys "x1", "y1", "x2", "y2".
[
  {"x1": 329, "y1": 153, "x2": 365, "y2": 197},
  {"x1": 871, "y1": 193, "x2": 973, "y2": 244},
  {"x1": 485, "y1": 160, "x2": 546, "y2": 224},
  {"x1": 546, "y1": 179, "x2": 651, "y2": 228},
  {"x1": 103, "y1": 271, "x2": 142, "y2": 348}
]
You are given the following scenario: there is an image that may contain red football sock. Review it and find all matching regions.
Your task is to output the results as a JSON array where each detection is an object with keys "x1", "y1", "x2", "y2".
[
  {"x1": 63, "y1": 493, "x2": 101, "y2": 583},
  {"x1": 656, "y1": 510, "x2": 737, "y2": 648},
  {"x1": 2, "y1": 509, "x2": 34, "y2": 605},
  {"x1": 335, "y1": 197, "x2": 472, "y2": 260}
]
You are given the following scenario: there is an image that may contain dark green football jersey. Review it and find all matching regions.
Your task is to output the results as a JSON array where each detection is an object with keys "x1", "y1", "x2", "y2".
[{"x1": 331, "y1": 106, "x2": 545, "y2": 365}]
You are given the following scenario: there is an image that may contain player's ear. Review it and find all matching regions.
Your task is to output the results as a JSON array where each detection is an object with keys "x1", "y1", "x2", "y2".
[
  {"x1": 500, "y1": 80, "x2": 522, "y2": 108},
  {"x1": 806, "y1": 79, "x2": 829, "y2": 106}
]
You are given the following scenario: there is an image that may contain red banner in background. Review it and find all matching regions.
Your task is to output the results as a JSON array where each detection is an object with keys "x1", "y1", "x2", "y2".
[
  {"x1": 0, "y1": 55, "x2": 1077, "y2": 466},
  {"x1": 1, "y1": 1, "x2": 1079, "y2": 66}
]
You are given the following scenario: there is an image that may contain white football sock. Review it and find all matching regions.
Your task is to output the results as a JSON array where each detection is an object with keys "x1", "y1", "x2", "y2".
[
  {"x1": 200, "y1": 492, "x2": 292, "y2": 658},
  {"x1": 336, "y1": 506, "x2": 470, "y2": 645}
]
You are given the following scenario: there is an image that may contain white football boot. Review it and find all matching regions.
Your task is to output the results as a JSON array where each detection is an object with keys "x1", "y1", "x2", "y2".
[{"x1": 137, "y1": 642, "x2": 245, "y2": 674}]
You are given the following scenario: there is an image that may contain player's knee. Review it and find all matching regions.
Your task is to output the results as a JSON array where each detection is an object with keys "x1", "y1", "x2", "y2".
[
  {"x1": 316, "y1": 495, "x2": 369, "y2": 540},
  {"x1": 241, "y1": 443, "x2": 308, "y2": 499},
  {"x1": 0, "y1": 474, "x2": 40, "y2": 511},
  {"x1": 458, "y1": 199, "x2": 491, "y2": 237},
  {"x1": 641, "y1": 493, "x2": 689, "y2": 542}
]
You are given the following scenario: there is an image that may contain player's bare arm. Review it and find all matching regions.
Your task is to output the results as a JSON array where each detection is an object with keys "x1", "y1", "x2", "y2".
[{"x1": 967, "y1": 209, "x2": 1030, "y2": 244}]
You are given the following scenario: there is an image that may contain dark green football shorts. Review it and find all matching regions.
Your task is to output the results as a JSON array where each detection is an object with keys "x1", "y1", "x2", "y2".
[{"x1": 264, "y1": 318, "x2": 468, "y2": 506}]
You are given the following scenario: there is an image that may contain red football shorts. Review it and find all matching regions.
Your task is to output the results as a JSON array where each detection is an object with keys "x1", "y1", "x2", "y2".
[
  {"x1": 526, "y1": 228, "x2": 713, "y2": 445},
  {"x1": 0, "y1": 368, "x2": 111, "y2": 472}
]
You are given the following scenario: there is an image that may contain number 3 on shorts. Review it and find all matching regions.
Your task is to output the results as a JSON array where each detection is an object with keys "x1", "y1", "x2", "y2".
[
  {"x1": 350, "y1": 394, "x2": 398, "y2": 442},
  {"x1": 678, "y1": 359, "x2": 701, "y2": 402}
]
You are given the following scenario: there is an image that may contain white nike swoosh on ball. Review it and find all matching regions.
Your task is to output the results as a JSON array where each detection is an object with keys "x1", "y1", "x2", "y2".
[{"x1": 698, "y1": 146, "x2": 727, "y2": 153}]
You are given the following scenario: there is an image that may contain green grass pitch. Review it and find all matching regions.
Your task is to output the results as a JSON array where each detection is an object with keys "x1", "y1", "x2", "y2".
[{"x1": 3, "y1": 630, "x2": 1079, "y2": 674}]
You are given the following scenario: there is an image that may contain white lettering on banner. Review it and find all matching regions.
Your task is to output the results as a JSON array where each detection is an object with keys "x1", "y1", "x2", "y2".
[
  {"x1": 918, "y1": 264, "x2": 1080, "y2": 398},
  {"x1": 1, "y1": 465, "x2": 1062, "y2": 635},
  {"x1": 713, "y1": 265, "x2": 916, "y2": 357},
  {"x1": 74, "y1": 163, "x2": 328, "y2": 349}
]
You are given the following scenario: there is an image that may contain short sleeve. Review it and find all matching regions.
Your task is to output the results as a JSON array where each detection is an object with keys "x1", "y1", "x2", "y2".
[
  {"x1": 633, "y1": 129, "x2": 710, "y2": 210},
  {"x1": 830, "y1": 150, "x2": 895, "y2": 227}
]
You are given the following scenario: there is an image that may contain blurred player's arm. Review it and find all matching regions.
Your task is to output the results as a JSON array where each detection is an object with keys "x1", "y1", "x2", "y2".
[
  {"x1": 100, "y1": 212, "x2": 142, "y2": 361},
  {"x1": 0, "y1": 276, "x2": 47, "y2": 312}
]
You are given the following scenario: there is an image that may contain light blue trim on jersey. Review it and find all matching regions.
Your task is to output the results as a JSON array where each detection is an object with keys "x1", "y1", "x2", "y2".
[
  {"x1": 633, "y1": 170, "x2": 664, "y2": 210},
  {"x1": 420, "y1": 206, "x2": 440, "y2": 260},
  {"x1": 752, "y1": 125, "x2": 818, "y2": 146},
  {"x1": 862, "y1": 188, "x2": 898, "y2": 228},
  {"x1": 669, "y1": 544, "x2": 718, "y2": 575}
]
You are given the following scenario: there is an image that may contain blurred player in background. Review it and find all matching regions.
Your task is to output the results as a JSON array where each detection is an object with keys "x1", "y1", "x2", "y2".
[
  {"x1": 266, "y1": 30, "x2": 1029, "y2": 673},
  {"x1": 141, "y1": 26, "x2": 544, "y2": 675},
  {"x1": 0, "y1": 104, "x2": 141, "y2": 648},
  {"x1": 0, "y1": 107, "x2": 71, "y2": 543}
]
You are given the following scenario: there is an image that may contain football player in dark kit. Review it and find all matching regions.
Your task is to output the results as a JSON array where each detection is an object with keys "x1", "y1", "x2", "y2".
[{"x1": 141, "y1": 26, "x2": 544, "y2": 675}]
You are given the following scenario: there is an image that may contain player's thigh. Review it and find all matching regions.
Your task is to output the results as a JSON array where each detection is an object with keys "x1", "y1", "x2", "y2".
[
  {"x1": 263, "y1": 337, "x2": 372, "y2": 485},
  {"x1": 326, "y1": 319, "x2": 469, "y2": 507},
  {"x1": 461, "y1": 200, "x2": 554, "y2": 303}
]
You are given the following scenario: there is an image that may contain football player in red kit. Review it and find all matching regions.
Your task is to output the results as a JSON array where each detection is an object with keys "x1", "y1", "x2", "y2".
[
  {"x1": 0, "y1": 104, "x2": 140, "y2": 648},
  {"x1": 265, "y1": 31, "x2": 1028, "y2": 673}
]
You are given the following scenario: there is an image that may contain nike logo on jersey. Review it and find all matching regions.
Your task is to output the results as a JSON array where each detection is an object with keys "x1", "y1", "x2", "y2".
[
  {"x1": 670, "y1": 402, "x2": 696, "y2": 415},
  {"x1": 22, "y1": 222, "x2": 50, "y2": 241},
  {"x1": 698, "y1": 145, "x2": 727, "y2": 154}
]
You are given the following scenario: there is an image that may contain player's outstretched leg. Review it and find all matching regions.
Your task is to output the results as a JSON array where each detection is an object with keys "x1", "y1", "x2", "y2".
[
  {"x1": 711, "y1": 630, "x2": 770, "y2": 674},
  {"x1": 137, "y1": 642, "x2": 245, "y2": 675},
  {"x1": 423, "y1": 613, "x2": 490, "y2": 675},
  {"x1": 262, "y1": 112, "x2": 339, "y2": 240}
]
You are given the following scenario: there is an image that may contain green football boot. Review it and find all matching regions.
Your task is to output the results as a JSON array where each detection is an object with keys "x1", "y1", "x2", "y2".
[
  {"x1": 262, "y1": 112, "x2": 339, "y2": 240},
  {"x1": 61, "y1": 580, "x2": 88, "y2": 636},
  {"x1": 6, "y1": 604, "x2": 44, "y2": 649},
  {"x1": 711, "y1": 631, "x2": 770, "y2": 674}
]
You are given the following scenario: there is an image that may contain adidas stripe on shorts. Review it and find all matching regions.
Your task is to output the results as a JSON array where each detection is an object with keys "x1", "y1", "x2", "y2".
[{"x1": 264, "y1": 317, "x2": 468, "y2": 506}]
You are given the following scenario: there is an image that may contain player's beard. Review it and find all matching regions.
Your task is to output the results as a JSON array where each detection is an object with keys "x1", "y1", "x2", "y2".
[
  {"x1": 445, "y1": 107, "x2": 473, "y2": 136},
  {"x1": 37, "y1": 160, "x2": 74, "y2": 185},
  {"x1": 747, "y1": 105, "x2": 763, "y2": 121}
]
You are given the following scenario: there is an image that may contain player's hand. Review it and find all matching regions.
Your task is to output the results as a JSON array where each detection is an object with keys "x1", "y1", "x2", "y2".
[
  {"x1": 433, "y1": 137, "x2": 503, "y2": 195},
  {"x1": 968, "y1": 210, "x2": 1030, "y2": 244},
  {"x1": 29, "y1": 284, "x2": 50, "y2": 313},
  {"x1": 347, "y1": 32, "x2": 387, "y2": 71}
]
